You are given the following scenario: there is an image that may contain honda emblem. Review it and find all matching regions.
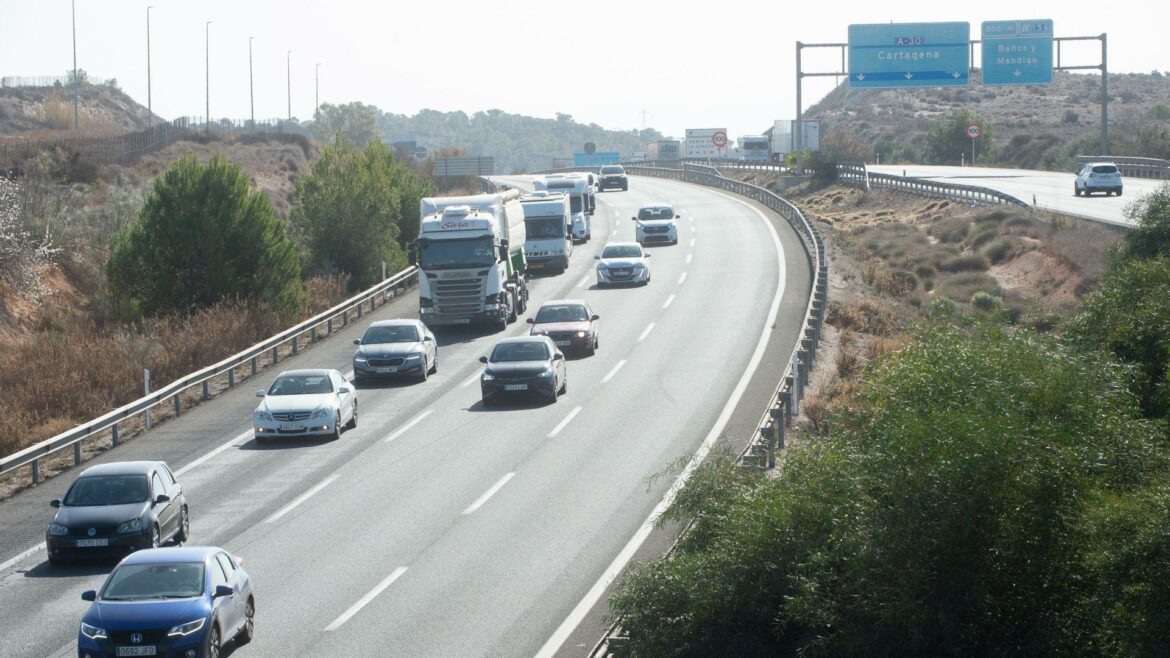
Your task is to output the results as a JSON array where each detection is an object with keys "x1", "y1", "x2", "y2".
[{"x1": 131, "y1": 633, "x2": 143, "y2": 644}]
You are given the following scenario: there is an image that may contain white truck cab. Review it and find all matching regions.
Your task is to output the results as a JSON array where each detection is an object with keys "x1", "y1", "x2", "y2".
[
  {"x1": 535, "y1": 175, "x2": 591, "y2": 243},
  {"x1": 520, "y1": 191, "x2": 573, "y2": 274}
]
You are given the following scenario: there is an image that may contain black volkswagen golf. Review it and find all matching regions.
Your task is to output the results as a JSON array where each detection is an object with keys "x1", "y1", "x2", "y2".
[{"x1": 46, "y1": 461, "x2": 189, "y2": 566}]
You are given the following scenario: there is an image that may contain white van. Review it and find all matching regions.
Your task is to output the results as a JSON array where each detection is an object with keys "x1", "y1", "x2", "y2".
[
  {"x1": 535, "y1": 175, "x2": 591, "y2": 242},
  {"x1": 520, "y1": 191, "x2": 573, "y2": 274}
]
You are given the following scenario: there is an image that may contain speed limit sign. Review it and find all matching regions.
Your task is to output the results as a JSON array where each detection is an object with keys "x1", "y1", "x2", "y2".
[
  {"x1": 711, "y1": 131, "x2": 728, "y2": 148},
  {"x1": 966, "y1": 124, "x2": 982, "y2": 140}
]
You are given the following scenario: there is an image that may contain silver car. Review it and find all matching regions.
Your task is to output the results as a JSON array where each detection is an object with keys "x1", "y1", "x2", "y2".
[
  {"x1": 1075, "y1": 162, "x2": 1123, "y2": 197},
  {"x1": 595, "y1": 242, "x2": 651, "y2": 287},
  {"x1": 253, "y1": 369, "x2": 357, "y2": 443},
  {"x1": 352, "y1": 319, "x2": 437, "y2": 383}
]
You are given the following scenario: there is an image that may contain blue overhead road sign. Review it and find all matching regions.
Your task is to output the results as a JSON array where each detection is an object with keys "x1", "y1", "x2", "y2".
[
  {"x1": 982, "y1": 19, "x2": 1054, "y2": 85},
  {"x1": 848, "y1": 22, "x2": 970, "y2": 89}
]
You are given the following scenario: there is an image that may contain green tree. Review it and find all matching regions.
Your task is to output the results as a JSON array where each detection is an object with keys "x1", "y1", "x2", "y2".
[
  {"x1": 1118, "y1": 183, "x2": 1170, "y2": 261},
  {"x1": 291, "y1": 138, "x2": 434, "y2": 290},
  {"x1": 311, "y1": 102, "x2": 381, "y2": 147},
  {"x1": 107, "y1": 156, "x2": 304, "y2": 318},
  {"x1": 926, "y1": 109, "x2": 993, "y2": 165}
]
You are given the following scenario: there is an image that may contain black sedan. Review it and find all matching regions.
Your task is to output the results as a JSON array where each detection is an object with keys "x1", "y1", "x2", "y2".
[
  {"x1": 479, "y1": 336, "x2": 567, "y2": 405},
  {"x1": 46, "y1": 461, "x2": 189, "y2": 566}
]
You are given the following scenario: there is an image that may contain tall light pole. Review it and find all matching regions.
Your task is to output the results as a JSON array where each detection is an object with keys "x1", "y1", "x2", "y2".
[
  {"x1": 314, "y1": 62, "x2": 321, "y2": 120},
  {"x1": 146, "y1": 6, "x2": 153, "y2": 131},
  {"x1": 248, "y1": 36, "x2": 255, "y2": 130},
  {"x1": 205, "y1": 21, "x2": 212, "y2": 129},
  {"x1": 286, "y1": 50, "x2": 292, "y2": 122},
  {"x1": 71, "y1": 0, "x2": 78, "y2": 129}
]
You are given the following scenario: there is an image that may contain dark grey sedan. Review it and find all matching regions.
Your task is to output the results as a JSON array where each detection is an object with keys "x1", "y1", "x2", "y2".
[
  {"x1": 353, "y1": 319, "x2": 438, "y2": 383},
  {"x1": 479, "y1": 336, "x2": 567, "y2": 405},
  {"x1": 46, "y1": 461, "x2": 189, "y2": 566}
]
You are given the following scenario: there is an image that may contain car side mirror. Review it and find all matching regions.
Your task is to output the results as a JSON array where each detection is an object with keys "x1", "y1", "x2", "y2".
[
  {"x1": 525, "y1": 318, "x2": 535, "y2": 324},
  {"x1": 593, "y1": 255, "x2": 601, "y2": 260},
  {"x1": 154, "y1": 494, "x2": 170, "y2": 506},
  {"x1": 255, "y1": 390, "x2": 266, "y2": 398},
  {"x1": 213, "y1": 585, "x2": 234, "y2": 599},
  {"x1": 50, "y1": 499, "x2": 61, "y2": 508},
  {"x1": 630, "y1": 217, "x2": 638, "y2": 221},
  {"x1": 478, "y1": 356, "x2": 488, "y2": 364},
  {"x1": 353, "y1": 339, "x2": 361, "y2": 345},
  {"x1": 338, "y1": 386, "x2": 353, "y2": 394},
  {"x1": 644, "y1": 253, "x2": 652, "y2": 258},
  {"x1": 675, "y1": 214, "x2": 681, "y2": 219},
  {"x1": 81, "y1": 590, "x2": 97, "y2": 602},
  {"x1": 553, "y1": 353, "x2": 564, "y2": 361},
  {"x1": 591, "y1": 314, "x2": 600, "y2": 321},
  {"x1": 234, "y1": 556, "x2": 245, "y2": 567},
  {"x1": 423, "y1": 335, "x2": 433, "y2": 342}
]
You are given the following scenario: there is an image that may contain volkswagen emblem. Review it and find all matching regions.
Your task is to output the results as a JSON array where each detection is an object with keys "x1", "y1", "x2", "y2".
[
  {"x1": 130, "y1": 633, "x2": 143, "y2": 644},
  {"x1": 87, "y1": 528, "x2": 96, "y2": 537}
]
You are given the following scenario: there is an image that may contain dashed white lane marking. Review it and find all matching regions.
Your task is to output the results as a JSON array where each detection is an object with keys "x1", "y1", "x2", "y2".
[
  {"x1": 461, "y1": 372, "x2": 480, "y2": 388},
  {"x1": 685, "y1": 253, "x2": 693, "y2": 264},
  {"x1": 662, "y1": 294, "x2": 676, "y2": 309},
  {"x1": 678, "y1": 272, "x2": 688, "y2": 285},
  {"x1": 265, "y1": 475, "x2": 339, "y2": 523},
  {"x1": 577, "y1": 273, "x2": 591, "y2": 289},
  {"x1": 324, "y1": 566, "x2": 409, "y2": 631},
  {"x1": 176, "y1": 429, "x2": 253, "y2": 476},
  {"x1": 462, "y1": 472, "x2": 516, "y2": 514},
  {"x1": 637, "y1": 323, "x2": 655, "y2": 342},
  {"x1": 690, "y1": 226, "x2": 696, "y2": 233},
  {"x1": 384, "y1": 409, "x2": 434, "y2": 443},
  {"x1": 547, "y1": 406, "x2": 584, "y2": 439},
  {"x1": 689, "y1": 238, "x2": 696, "y2": 247},
  {"x1": 600, "y1": 360, "x2": 627, "y2": 384}
]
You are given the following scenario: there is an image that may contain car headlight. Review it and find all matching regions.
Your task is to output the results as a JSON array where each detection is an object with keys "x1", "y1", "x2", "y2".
[
  {"x1": 48, "y1": 522, "x2": 69, "y2": 536},
  {"x1": 596, "y1": 263, "x2": 608, "y2": 270},
  {"x1": 632, "y1": 264, "x2": 646, "y2": 271},
  {"x1": 254, "y1": 410, "x2": 274, "y2": 422},
  {"x1": 354, "y1": 356, "x2": 368, "y2": 363},
  {"x1": 117, "y1": 518, "x2": 144, "y2": 534},
  {"x1": 80, "y1": 622, "x2": 107, "y2": 640},
  {"x1": 311, "y1": 408, "x2": 330, "y2": 419},
  {"x1": 576, "y1": 331, "x2": 587, "y2": 338},
  {"x1": 481, "y1": 371, "x2": 495, "y2": 381},
  {"x1": 540, "y1": 368, "x2": 556, "y2": 378},
  {"x1": 404, "y1": 353, "x2": 423, "y2": 362},
  {"x1": 168, "y1": 618, "x2": 206, "y2": 637}
]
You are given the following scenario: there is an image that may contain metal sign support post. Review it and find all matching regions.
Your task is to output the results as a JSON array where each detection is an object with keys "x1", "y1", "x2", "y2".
[
  {"x1": 795, "y1": 41, "x2": 847, "y2": 175},
  {"x1": 1053, "y1": 34, "x2": 1109, "y2": 155}
]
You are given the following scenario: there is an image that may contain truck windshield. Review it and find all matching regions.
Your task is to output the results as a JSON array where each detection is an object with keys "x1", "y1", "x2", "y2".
[
  {"x1": 525, "y1": 217, "x2": 564, "y2": 239},
  {"x1": 419, "y1": 236, "x2": 496, "y2": 269}
]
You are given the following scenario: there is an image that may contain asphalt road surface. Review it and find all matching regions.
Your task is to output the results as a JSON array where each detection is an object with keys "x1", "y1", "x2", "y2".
[{"x1": 0, "y1": 175, "x2": 808, "y2": 658}]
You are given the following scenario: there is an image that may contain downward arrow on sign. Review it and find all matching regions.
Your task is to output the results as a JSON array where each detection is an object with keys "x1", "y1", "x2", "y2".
[
  {"x1": 856, "y1": 73, "x2": 866, "y2": 81},
  {"x1": 1014, "y1": 69, "x2": 1022, "y2": 77},
  {"x1": 904, "y1": 72, "x2": 914, "y2": 80},
  {"x1": 952, "y1": 72, "x2": 962, "y2": 79}
]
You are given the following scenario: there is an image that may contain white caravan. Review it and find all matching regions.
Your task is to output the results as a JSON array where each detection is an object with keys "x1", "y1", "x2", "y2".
[
  {"x1": 520, "y1": 191, "x2": 573, "y2": 274},
  {"x1": 534, "y1": 175, "x2": 591, "y2": 243}
]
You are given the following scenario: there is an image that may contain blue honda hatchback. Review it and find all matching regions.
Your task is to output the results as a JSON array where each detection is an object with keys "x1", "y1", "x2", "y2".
[{"x1": 78, "y1": 546, "x2": 254, "y2": 658}]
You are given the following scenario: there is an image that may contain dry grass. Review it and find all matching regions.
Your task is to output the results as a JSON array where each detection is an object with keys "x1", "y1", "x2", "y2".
[{"x1": 827, "y1": 298, "x2": 899, "y2": 336}]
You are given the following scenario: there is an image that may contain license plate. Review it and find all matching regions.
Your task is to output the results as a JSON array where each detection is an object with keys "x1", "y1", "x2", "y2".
[
  {"x1": 117, "y1": 647, "x2": 157, "y2": 657},
  {"x1": 529, "y1": 262, "x2": 544, "y2": 269},
  {"x1": 504, "y1": 384, "x2": 528, "y2": 391},
  {"x1": 454, "y1": 318, "x2": 471, "y2": 324},
  {"x1": 75, "y1": 538, "x2": 108, "y2": 548},
  {"x1": 280, "y1": 423, "x2": 303, "y2": 431},
  {"x1": 375, "y1": 367, "x2": 397, "y2": 373},
  {"x1": 554, "y1": 340, "x2": 570, "y2": 346}
]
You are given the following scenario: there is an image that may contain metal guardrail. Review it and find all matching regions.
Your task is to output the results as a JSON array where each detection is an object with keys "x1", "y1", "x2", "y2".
[
  {"x1": 836, "y1": 162, "x2": 1029, "y2": 207},
  {"x1": 1076, "y1": 155, "x2": 1170, "y2": 180},
  {"x1": 589, "y1": 162, "x2": 826, "y2": 657},
  {"x1": 0, "y1": 267, "x2": 420, "y2": 484}
]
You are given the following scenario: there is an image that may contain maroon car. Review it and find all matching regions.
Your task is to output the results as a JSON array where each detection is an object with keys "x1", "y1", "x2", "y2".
[{"x1": 527, "y1": 299, "x2": 599, "y2": 356}]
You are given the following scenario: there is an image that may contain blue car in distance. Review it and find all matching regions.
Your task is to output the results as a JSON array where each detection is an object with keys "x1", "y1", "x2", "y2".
[{"x1": 78, "y1": 546, "x2": 254, "y2": 658}]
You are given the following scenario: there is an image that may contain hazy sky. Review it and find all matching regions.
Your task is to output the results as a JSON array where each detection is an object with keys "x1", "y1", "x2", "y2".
[{"x1": 2, "y1": 0, "x2": 1167, "y2": 142}]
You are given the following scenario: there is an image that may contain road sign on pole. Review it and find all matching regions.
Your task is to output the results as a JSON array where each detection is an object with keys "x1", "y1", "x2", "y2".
[
  {"x1": 848, "y1": 22, "x2": 970, "y2": 89},
  {"x1": 981, "y1": 19, "x2": 1054, "y2": 85},
  {"x1": 966, "y1": 124, "x2": 982, "y2": 139},
  {"x1": 711, "y1": 131, "x2": 728, "y2": 148}
]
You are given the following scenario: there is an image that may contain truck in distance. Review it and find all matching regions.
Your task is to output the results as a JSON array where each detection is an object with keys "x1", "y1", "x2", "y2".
[{"x1": 520, "y1": 191, "x2": 573, "y2": 275}]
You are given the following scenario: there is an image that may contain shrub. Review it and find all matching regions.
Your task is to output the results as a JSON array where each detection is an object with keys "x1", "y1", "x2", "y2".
[
  {"x1": 1118, "y1": 183, "x2": 1170, "y2": 261},
  {"x1": 928, "y1": 296, "x2": 959, "y2": 320},
  {"x1": 970, "y1": 290, "x2": 1003, "y2": 312},
  {"x1": 929, "y1": 217, "x2": 971, "y2": 243},
  {"x1": 938, "y1": 253, "x2": 990, "y2": 272},
  {"x1": 981, "y1": 237, "x2": 1021, "y2": 264},
  {"x1": 935, "y1": 272, "x2": 1000, "y2": 300}
]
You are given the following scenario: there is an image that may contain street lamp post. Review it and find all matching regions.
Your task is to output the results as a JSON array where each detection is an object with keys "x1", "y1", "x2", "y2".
[
  {"x1": 286, "y1": 50, "x2": 292, "y2": 122},
  {"x1": 315, "y1": 62, "x2": 321, "y2": 120},
  {"x1": 205, "y1": 21, "x2": 212, "y2": 130},
  {"x1": 248, "y1": 36, "x2": 255, "y2": 131},
  {"x1": 146, "y1": 6, "x2": 153, "y2": 131},
  {"x1": 71, "y1": 0, "x2": 78, "y2": 129}
]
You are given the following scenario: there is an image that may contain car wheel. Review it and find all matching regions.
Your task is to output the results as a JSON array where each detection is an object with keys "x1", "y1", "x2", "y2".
[
  {"x1": 1117, "y1": 190, "x2": 1123, "y2": 197},
  {"x1": 332, "y1": 412, "x2": 342, "y2": 441},
  {"x1": 150, "y1": 524, "x2": 162, "y2": 549},
  {"x1": 559, "y1": 374, "x2": 567, "y2": 395},
  {"x1": 418, "y1": 360, "x2": 428, "y2": 383},
  {"x1": 47, "y1": 554, "x2": 67, "y2": 567},
  {"x1": 207, "y1": 622, "x2": 222, "y2": 658},
  {"x1": 1074, "y1": 184, "x2": 1080, "y2": 197},
  {"x1": 175, "y1": 506, "x2": 190, "y2": 543},
  {"x1": 236, "y1": 597, "x2": 255, "y2": 644},
  {"x1": 587, "y1": 339, "x2": 596, "y2": 356},
  {"x1": 549, "y1": 382, "x2": 559, "y2": 404},
  {"x1": 256, "y1": 434, "x2": 270, "y2": 445},
  {"x1": 429, "y1": 351, "x2": 438, "y2": 374},
  {"x1": 345, "y1": 402, "x2": 358, "y2": 430},
  {"x1": 482, "y1": 396, "x2": 493, "y2": 407}
]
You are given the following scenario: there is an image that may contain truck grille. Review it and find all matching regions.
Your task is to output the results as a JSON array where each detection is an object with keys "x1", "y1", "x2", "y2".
[{"x1": 433, "y1": 274, "x2": 486, "y2": 315}]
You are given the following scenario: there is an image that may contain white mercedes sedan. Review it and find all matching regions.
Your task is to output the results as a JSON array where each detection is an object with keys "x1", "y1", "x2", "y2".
[{"x1": 253, "y1": 369, "x2": 357, "y2": 443}]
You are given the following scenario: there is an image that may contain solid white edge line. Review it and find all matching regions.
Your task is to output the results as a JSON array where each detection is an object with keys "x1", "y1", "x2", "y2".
[
  {"x1": 385, "y1": 409, "x2": 434, "y2": 443},
  {"x1": 600, "y1": 360, "x2": 627, "y2": 384},
  {"x1": 637, "y1": 323, "x2": 655, "y2": 342},
  {"x1": 324, "y1": 566, "x2": 409, "y2": 631},
  {"x1": 678, "y1": 272, "x2": 688, "y2": 285},
  {"x1": 577, "y1": 273, "x2": 591, "y2": 289},
  {"x1": 264, "y1": 475, "x2": 339, "y2": 524},
  {"x1": 662, "y1": 294, "x2": 676, "y2": 309},
  {"x1": 461, "y1": 372, "x2": 481, "y2": 388},
  {"x1": 0, "y1": 542, "x2": 44, "y2": 574},
  {"x1": 547, "y1": 406, "x2": 584, "y2": 439},
  {"x1": 175, "y1": 429, "x2": 253, "y2": 477},
  {"x1": 462, "y1": 472, "x2": 516, "y2": 515},
  {"x1": 533, "y1": 184, "x2": 787, "y2": 658}
]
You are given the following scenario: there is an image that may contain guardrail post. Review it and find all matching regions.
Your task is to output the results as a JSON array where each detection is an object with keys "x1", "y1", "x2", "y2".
[
  {"x1": 251, "y1": 357, "x2": 257, "y2": 377},
  {"x1": 342, "y1": 310, "x2": 348, "y2": 327},
  {"x1": 74, "y1": 441, "x2": 81, "y2": 466},
  {"x1": 111, "y1": 423, "x2": 119, "y2": 447},
  {"x1": 310, "y1": 326, "x2": 317, "y2": 344},
  {"x1": 291, "y1": 335, "x2": 298, "y2": 355},
  {"x1": 31, "y1": 459, "x2": 39, "y2": 485},
  {"x1": 174, "y1": 395, "x2": 180, "y2": 416},
  {"x1": 202, "y1": 381, "x2": 209, "y2": 401},
  {"x1": 271, "y1": 346, "x2": 278, "y2": 365},
  {"x1": 144, "y1": 369, "x2": 152, "y2": 431},
  {"x1": 357, "y1": 302, "x2": 363, "y2": 319},
  {"x1": 327, "y1": 318, "x2": 333, "y2": 335}
]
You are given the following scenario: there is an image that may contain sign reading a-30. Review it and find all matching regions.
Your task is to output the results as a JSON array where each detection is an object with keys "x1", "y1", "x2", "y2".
[{"x1": 848, "y1": 22, "x2": 970, "y2": 89}]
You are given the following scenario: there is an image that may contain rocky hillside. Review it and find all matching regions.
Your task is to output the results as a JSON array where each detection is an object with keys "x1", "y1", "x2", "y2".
[
  {"x1": 805, "y1": 69, "x2": 1170, "y2": 169},
  {"x1": 0, "y1": 83, "x2": 158, "y2": 136}
]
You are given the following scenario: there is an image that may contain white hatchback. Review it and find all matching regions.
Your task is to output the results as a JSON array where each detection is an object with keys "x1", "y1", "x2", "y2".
[
  {"x1": 633, "y1": 204, "x2": 679, "y2": 246},
  {"x1": 595, "y1": 242, "x2": 651, "y2": 287},
  {"x1": 1075, "y1": 162, "x2": 1123, "y2": 197}
]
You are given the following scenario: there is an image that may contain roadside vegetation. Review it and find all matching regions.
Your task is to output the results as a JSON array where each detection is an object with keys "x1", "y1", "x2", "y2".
[{"x1": 608, "y1": 184, "x2": 1170, "y2": 656}]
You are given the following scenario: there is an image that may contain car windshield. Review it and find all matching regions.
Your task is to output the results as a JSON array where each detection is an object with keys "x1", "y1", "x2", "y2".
[
  {"x1": 638, "y1": 207, "x2": 674, "y2": 221},
  {"x1": 600, "y1": 166, "x2": 624, "y2": 174},
  {"x1": 535, "y1": 304, "x2": 589, "y2": 323},
  {"x1": 101, "y1": 562, "x2": 206, "y2": 601},
  {"x1": 418, "y1": 236, "x2": 496, "y2": 269},
  {"x1": 601, "y1": 245, "x2": 642, "y2": 259},
  {"x1": 63, "y1": 475, "x2": 151, "y2": 506},
  {"x1": 268, "y1": 374, "x2": 333, "y2": 396},
  {"x1": 490, "y1": 341, "x2": 550, "y2": 363},
  {"x1": 525, "y1": 217, "x2": 565, "y2": 239},
  {"x1": 362, "y1": 325, "x2": 420, "y2": 344},
  {"x1": 1092, "y1": 165, "x2": 1119, "y2": 174}
]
